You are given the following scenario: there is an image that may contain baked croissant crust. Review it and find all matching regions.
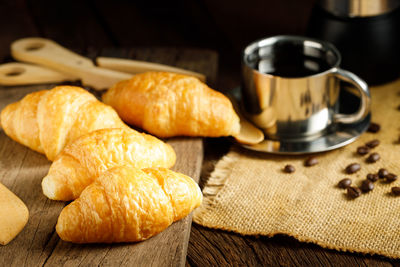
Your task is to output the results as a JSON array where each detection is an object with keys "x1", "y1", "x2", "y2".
[
  {"x1": 42, "y1": 128, "x2": 176, "y2": 201},
  {"x1": 1, "y1": 86, "x2": 128, "y2": 161},
  {"x1": 102, "y1": 72, "x2": 240, "y2": 138},
  {"x1": 56, "y1": 166, "x2": 202, "y2": 243}
]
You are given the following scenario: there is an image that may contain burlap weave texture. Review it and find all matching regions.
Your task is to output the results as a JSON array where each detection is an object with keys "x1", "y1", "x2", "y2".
[{"x1": 193, "y1": 81, "x2": 400, "y2": 258}]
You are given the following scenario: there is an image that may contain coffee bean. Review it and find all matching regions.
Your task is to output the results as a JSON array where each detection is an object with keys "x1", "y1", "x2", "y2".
[
  {"x1": 304, "y1": 157, "x2": 318, "y2": 167},
  {"x1": 361, "y1": 180, "x2": 374, "y2": 193},
  {"x1": 283, "y1": 164, "x2": 295, "y2": 173},
  {"x1": 365, "y1": 139, "x2": 380, "y2": 148},
  {"x1": 392, "y1": 187, "x2": 400, "y2": 196},
  {"x1": 338, "y1": 178, "x2": 352, "y2": 189},
  {"x1": 345, "y1": 163, "x2": 361, "y2": 174},
  {"x1": 378, "y1": 168, "x2": 389, "y2": 178},
  {"x1": 366, "y1": 152, "x2": 380, "y2": 163},
  {"x1": 386, "y1": 173, "x2": 398, "y2": 182},
  {"x1": 367, "y1": 173, "x2": 379, "y2": 182},
  {"x1": 356, "y1": 146, "x2": 370, "y2": 155},
  {"x1": 347, "y1": 186, "x2": 362, "y2": 199},
  {"x1": 367, "y1": 122, "x2": 380, "y2": 133}
]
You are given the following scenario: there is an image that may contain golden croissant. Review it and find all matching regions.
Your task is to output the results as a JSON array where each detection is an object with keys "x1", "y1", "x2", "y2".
[
  {"x1": 0, "y1": 86, "x2": 128, "y2": 161},
  {"x1": 42, "y1": 128, "x2": 176, "y2": 201},
  {"x1": 56, "y1": 165, "x2": 202, "y2": 243},
  {"x1": 102, "y1": 72, "x2": 240, "y2": 138}
]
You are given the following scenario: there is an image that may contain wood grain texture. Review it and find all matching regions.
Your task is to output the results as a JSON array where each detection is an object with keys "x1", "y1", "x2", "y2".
[
  {"x1": 187, "y1": 226, "x2": 395, "y2": 267},
  {"x1": 0, "y1": 47, "x2": 215, "y2": 267}
]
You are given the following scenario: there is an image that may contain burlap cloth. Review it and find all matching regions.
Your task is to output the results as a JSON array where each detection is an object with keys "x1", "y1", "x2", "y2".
[{"x1": 193, "y1": 80, "x2": 400, "y2": 258}]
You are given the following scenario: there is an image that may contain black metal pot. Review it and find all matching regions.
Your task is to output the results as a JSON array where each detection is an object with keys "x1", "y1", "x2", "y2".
[{"x1": 306, "y1": 0, "x2": 400, "y2": 85}]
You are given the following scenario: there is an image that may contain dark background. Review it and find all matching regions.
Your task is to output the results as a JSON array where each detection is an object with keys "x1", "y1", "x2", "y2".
[{"x1": 0, "y1": 0, "x2": 315, "y2": 90}]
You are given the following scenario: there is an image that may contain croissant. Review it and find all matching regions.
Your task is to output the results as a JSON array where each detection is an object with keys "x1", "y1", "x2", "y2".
[
  {"x1": 102, "y1": 72, "x2": 240, "y2": 138},
  {"x1": 1, "y1": 86, "x2": 128, "y2": 161},
  {"x1": 42, "y1": 128, "x2": 176, "y2": 201},
  {"x1": 56, "y1": 165, "x2": 202, "y2": 243}
]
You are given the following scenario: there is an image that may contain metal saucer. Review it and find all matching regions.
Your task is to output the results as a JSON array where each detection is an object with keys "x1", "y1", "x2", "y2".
[
  {"x1": 233, "y1": 86, "x2": 371, "y2": 154},
  {"x1": 241, "y1": 113, "x2": 370, "y2": 154}
]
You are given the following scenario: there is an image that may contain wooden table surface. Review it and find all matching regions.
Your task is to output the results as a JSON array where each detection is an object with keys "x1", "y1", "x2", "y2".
[{"x1": 1, "y1": 1, "x2": 400, "y2": 266}]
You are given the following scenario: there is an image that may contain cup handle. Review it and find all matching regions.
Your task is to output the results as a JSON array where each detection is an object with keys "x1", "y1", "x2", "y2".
[{"x1": 331, "y1": 67, "x2": 371, "y2": 124}]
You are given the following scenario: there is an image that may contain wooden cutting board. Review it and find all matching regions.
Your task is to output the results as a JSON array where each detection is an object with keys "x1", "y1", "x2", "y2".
[{"x1": 0, "y1": 47, "x2": 217, "y2": 266}]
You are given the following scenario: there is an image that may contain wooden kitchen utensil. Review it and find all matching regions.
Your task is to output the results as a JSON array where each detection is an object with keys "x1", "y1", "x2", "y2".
[
  {"x1": 96, "y1": 57, "x2": 206, "y2": 82},
  {"x1": 0, "y1": 59, "x2": 205, "y2": 87},
  {"x1": 11, "y1": 38, "x2": 131, "y2": 90},
  {"x1": 10, "y1": 37, "x2": 206, "y2": 89},
  {"x1": 0, "y1": 62, "x2": 74, "y2": 85}
]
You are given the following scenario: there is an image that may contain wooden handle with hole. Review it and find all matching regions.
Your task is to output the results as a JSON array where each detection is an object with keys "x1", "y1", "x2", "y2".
[
  {"x1": 0, "y1": 62, "x2": 75, "y2": 85},
  {"x1": 11, "y1": 37, "x2": 131, "y2": 90},
  {"x1": 97, "y1": 57, "x2": 206, "y2": 82}
]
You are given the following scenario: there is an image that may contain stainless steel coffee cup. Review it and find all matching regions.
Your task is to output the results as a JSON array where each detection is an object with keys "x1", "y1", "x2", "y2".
[{"x1": 241, "y1": 35, "x2": 370, "y2": 140}]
